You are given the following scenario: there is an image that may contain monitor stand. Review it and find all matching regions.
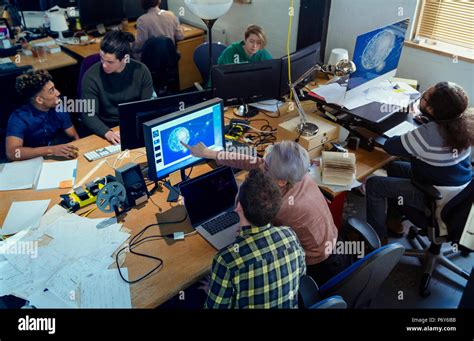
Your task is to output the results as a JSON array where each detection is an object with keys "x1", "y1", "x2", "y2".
[{"x1": 164, "y1": 168, "x2": 190, "y2": 203}]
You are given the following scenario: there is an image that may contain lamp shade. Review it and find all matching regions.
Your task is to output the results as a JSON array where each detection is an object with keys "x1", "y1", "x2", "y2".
[
  {"x1": 49, "y1": 13, "x2": 69, "y2": 32},
  {"x1": 328, "y1": 48, "x2": 348, "y2": 66},
  {"x1": 184, "y1": 0, "x2": 232, "y2": 20}
]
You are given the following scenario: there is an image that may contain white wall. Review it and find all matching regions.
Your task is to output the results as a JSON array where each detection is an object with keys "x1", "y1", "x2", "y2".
[
  {"x1": 325, "y1": 0, "x2": 474, "y2": 105},
  {"x1": 168, "y1": 0, "x2": 300, "y2": 58}
]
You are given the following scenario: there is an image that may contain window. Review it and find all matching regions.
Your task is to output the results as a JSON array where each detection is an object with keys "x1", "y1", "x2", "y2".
[{"x1": 411, "y1": 0, "x2": 474, "y2": 61}]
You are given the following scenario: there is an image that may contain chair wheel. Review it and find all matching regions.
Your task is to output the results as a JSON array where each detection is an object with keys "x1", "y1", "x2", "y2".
[{"x1": 419, "y1": 273, "x2": 431, "y2": 298}]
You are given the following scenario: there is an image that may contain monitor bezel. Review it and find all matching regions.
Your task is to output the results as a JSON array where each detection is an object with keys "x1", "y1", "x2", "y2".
[{"x1": 143, "y1": 97, "x2": 225, "y2": 182}]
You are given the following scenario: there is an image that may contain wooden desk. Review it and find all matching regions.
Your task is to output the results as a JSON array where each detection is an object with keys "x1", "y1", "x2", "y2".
[
  {"x1": 10, "y1": 51, "x2": 78, "y2": 71},
  {"x1": 62, "y1": 23, "x2": 205, "y2": 90},
  {"x1": 0, "y1": 104, "x2": 393, "y2": 307}
]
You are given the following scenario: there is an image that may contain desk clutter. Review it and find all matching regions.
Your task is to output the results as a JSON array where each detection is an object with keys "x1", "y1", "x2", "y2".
[
  {"x1": 0, "y1": 205, "x2": 132, "y2": 308},
  {"x1": 0, "y1": 157, "x2": 77, "y2": 191}
]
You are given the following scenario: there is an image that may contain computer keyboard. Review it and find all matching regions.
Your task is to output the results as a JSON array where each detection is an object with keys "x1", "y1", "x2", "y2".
[
  {"x1": 202, "y1": 212, "x2": 240, "y2": 235},
  {"x1": 84, "y1": 144, "x2": 122, "y2": 162}
]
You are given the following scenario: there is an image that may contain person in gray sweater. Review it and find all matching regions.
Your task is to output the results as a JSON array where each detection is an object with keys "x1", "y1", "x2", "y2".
[{"x1": 81, "y1": 31, "x2": 154, "y2": 145}]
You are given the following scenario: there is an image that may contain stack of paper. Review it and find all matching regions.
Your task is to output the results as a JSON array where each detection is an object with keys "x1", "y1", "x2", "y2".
[
  {"x1": 0, "y1": 205, "x2": 132, "y2": 308},
  {"x1": 321, "y1": 151, "x2": 356, "y2": 186},
  {"x1": 1, "y1": 200, "x2": 50, "y2": 235},
  {"x1": 36, "y1": 160, "x2": 78, "y2": 190},
  {"x1": 0, "y1": 157, "x2": 43, "y2": 191}
]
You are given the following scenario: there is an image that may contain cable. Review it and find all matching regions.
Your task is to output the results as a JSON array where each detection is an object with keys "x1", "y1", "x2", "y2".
[
  {"x1": 287, "y1": 0, "x2": 295, "y2": 100},
  {"x1": 115, "y1": 211, "x2": 189, "y2": 284}
]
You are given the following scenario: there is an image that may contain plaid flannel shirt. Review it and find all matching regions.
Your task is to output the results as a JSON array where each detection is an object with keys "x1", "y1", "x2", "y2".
[{"x1": 205, "y1": 224, "x2": 306, "y2": 309}]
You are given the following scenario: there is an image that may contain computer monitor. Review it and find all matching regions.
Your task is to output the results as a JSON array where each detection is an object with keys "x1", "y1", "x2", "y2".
[
  {"x1": 118, "y1": 90, "x2": 212, "y2": 151},
  {"x1": 78, "y1": 0, "x2": 124, "y2": 30},
  {"x1": 346, "y1": 18, "x2": 410, "y2": 99},
  {"x1": 143, "y1": 98, "x2": 225, "y2": 181},
  {"x1": 279, "y1": 42, "x2": 321, "y2": 97},
  {"x1": 123, "y1": 0, "x2": 145, "y2": 20},
  {"x1": 211, "y1": 59, "x2": 281, "y2": 107}
]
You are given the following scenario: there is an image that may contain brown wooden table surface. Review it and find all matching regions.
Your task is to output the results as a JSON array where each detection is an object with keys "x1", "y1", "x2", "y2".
[{"x1": 0, "y1": 104, "x2": 393, "y2": 307}]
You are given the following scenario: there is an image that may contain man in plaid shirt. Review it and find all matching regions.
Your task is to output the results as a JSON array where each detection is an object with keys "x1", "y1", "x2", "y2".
[{"x1": 205, "y1": 169, "x2": 306, "y2": 309}]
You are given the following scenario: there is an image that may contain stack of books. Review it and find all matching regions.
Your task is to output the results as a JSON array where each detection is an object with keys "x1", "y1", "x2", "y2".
[{"x1": 321, "y1": 151, "x2": 356, "y2": 186}]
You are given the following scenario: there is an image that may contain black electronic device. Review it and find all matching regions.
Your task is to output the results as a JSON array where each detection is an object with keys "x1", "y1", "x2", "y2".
[
  {"x1": 211, "y1": 59, "x2": 281, "y2": 108},
  {"x1": 60, "y1": 175, "x2": 115, "y2": 212},
  {"x1": 115, "y1": 162, "x2": 149, "y2": 207},
  {"x1": 78, "y1": 0, "x2": 124, "y2": 30},
  {"x1": 143, "y1": 98, "x2": 225, "y2": 201},
  {"x1": 279, "y1": 42, "x2": 321, "y2": 97},
  {"x1": 118, "y1": 90, "x2": 212, "y2": 151}
]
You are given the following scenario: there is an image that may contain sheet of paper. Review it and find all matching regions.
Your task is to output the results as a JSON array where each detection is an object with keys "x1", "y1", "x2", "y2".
[
  {"x1": 249, "y1": 99, "x2": 284, "y2": 112},
  {"x1": 383, "y1": 121, "x2": 418, "y2": 138},
  {"x1": 45, "y1": 257, "x2": 109, "y2": 307},
  {"x1": 393, "y1": 81, "x2": 420, "y2": 95},
  {"x1": 27, "y1": 288, "x2": 76, "y2": 309},
  {"x1": 310, "y1": 83, "x2": 346, "y2": 105},
  {"x1": 0, "y1": 157, "x2": 43, "y2": 191},
  {"x1": 366, "y1": 87, "x2": 411, "y2": 108},
  {"x1": 342, "y1": 93, "x2": 373, "y2": 110},
  {"x1": 80, "y1": 268, "x2": 132, "y2": 308},
  {"x1": 39, "y1": 205, "x2": 69, "y2": 228},
  {"x1": 1, "y1": 200, "x2": 50, "y2": 235},
  {"x1": 36, "y1": 160, "x2": 77, "y2": 190}
]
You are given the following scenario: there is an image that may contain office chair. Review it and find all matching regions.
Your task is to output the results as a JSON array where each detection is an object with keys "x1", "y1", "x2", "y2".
[
  {"x1": 77, "y1": 53, "x2": 101, "y2": 98},
  {"x1": 398, "y1": 178, "x2": 474, "y2": 297},
  {"x1": 141, "y1": 37, "x2": 180, "y2": 96},
  {"x1": 193, "y1": 42, "x2": 227, "y2": 85},
  {"x1": 299, "y1": 218, "x2": 405, "y2": 308},
  {"x1": 299, "y1": 275, "x2": 347, "y2": 309}
]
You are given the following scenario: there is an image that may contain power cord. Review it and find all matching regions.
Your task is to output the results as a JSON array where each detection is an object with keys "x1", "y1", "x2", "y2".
[{"x1": 115, "y1": 210, "x2": 190, "y2": 284}]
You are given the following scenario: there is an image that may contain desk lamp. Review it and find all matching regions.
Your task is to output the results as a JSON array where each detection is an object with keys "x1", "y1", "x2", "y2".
[
  {"x1": 184, "y1": 0, "x2": 232, "y2": 79},
  {"x1": 290, "y1": 59, "x2": 356, "y2": 136},
  {"x1": 49, "y1": 13, "x2": 69, "y2": 43}
]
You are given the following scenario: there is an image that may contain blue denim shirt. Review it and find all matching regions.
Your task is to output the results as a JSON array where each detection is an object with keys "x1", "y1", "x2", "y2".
[{"x1": 6, "y1": 104, "x2": 73, "y2": 148}]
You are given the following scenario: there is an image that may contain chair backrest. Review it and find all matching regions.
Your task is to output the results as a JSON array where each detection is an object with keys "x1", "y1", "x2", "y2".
[
  {"x1": 77, "y1": 53, "x2": 100, "y2": 98},
  {"x1": 141, "y1": 36, "x2": 180, "y2": 95},
  {"x1": 193, "y1": 42, "x2": 227, "y2": 84},
  {"x1": 319, "y1": 243, "x2": 405, "y2": 308}
]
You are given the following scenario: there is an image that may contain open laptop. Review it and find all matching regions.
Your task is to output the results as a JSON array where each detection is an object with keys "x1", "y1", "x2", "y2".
[{"x1": 179, "y1": 166, "x2": 240, "y2": 250}]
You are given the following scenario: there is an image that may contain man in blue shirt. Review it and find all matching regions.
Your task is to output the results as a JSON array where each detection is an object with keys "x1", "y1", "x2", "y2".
[{"x1": 6, "y1": 70, "x2": 79, "y2": 161}]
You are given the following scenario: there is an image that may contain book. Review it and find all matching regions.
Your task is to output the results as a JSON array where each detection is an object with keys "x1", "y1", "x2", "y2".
[{"x1": 321, "y1": 151, "x2": 356, "y2": 186}]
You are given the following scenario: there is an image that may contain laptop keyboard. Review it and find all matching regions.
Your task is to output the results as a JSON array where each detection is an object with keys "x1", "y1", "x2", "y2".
[{"x1": 201, "y1": 212, "x2": 240, "y2": 235}]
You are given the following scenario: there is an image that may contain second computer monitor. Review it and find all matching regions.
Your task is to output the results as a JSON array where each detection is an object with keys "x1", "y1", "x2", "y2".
[
  {"x1": 279, "y1": 42, "x2": 321, "y2": 97},
  {"x1": 119, "y1": 90, "x2": 212, "y2": 151},
  {"x1": 143, "y1": 98, "x2": 225, "y2": 181},
  {"x1": 211, "y1": 59, "x2": 281, "y2": 106},
  {"x1": 78, "y1": 0, "x2": 124, "y2": 30}
]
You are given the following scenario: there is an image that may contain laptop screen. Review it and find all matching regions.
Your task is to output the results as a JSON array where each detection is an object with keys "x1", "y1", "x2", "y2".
[{"x1": 179, "y1": 167, "x2": 238, "y2": 227}]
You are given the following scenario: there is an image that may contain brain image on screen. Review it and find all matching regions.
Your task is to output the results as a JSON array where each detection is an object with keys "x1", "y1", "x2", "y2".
[
  {"x1": 160, "y1": 113, "x2": 215, "y2": 165},
  {"x1": 361, "y1": 30, "x2": 396, "y2": 72},
  {"x1": 168, "y1": 127, "x2": 190, "y2": 153}
]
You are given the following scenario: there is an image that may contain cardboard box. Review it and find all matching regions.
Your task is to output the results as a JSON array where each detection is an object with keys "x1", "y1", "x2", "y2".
[{"x1": 277, "y1": 114, "x2": 340, "y2": 159}]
